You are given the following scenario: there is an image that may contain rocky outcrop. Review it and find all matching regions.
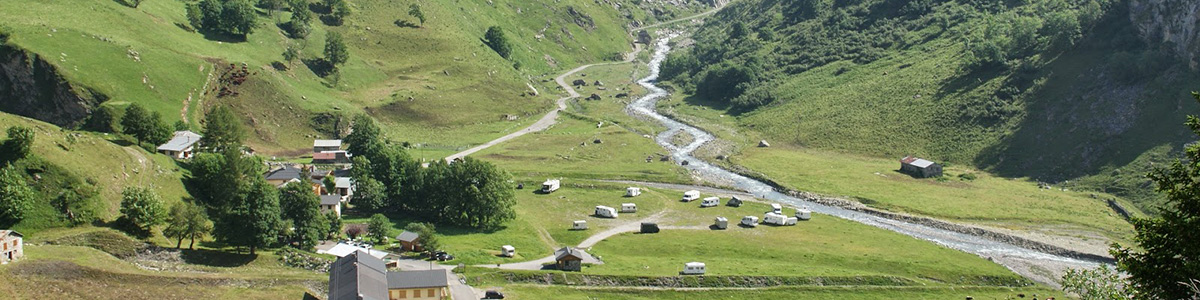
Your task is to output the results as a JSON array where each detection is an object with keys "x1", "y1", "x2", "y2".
[
  {"x1": 0, "y1": 45, "x2": 104, "y2": 128},
  {"x1": 1130, "y1": 0, "x2": 1200, "y2": 68}
]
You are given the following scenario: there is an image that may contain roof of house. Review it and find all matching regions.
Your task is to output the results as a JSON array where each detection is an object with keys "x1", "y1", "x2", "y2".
[
  {"x1": 328, "y1": 250, "x2": 388, "y2": 300},
  {"x1": 264, "y1": 166, "x2": 328, "y2": 181},
  {"x1": 554, "y1": 247, "x2": 588, "y2": 261},
  {"x1": 0, "y1": 230, "x2": 22, "y2": 239},
  {"x1": 320, "y1": 195, "x2": 343, "y2": 206},
  {"x1": 335, "y1": 177, "x2": 353, "y2": 189},
  {"x1": 396, "y1": 231, "x2": 419, "y2": 242},
  {"x1": 314, "y1": 140, "x2": 343, "y2": 148},
  {"x1": 156, "y1": 131, "x2": 202, "y2": 152},
  {"x1": 386, "y1": 269, "x2": 449, "y2": 290},
  {"x1": 901, "y1": 156, "x2": 936, "y2": 168}
]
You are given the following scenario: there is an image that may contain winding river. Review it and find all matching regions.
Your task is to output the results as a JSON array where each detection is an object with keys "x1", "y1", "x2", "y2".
[{"x1": 626, "y1": 35, "x2": 1098, "y2": 284}]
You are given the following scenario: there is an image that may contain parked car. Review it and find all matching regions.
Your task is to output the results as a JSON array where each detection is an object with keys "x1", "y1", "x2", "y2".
[
  {"x1": 433, "y1": 251, "x2": 454, "y2": 261},
  {"x1": 484, "y1": 290, "x2": 506, "y2": 299}
]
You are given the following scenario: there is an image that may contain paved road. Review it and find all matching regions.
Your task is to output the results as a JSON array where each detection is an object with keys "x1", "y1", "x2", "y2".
[{"x1": 443, "y1": 44, "x2": 644, "y2": 163}]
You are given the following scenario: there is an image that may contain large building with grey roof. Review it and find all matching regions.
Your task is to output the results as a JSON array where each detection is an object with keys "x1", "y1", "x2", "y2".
[{"x1": 328, "y1": 251, "x2": 450, "y2": 300}]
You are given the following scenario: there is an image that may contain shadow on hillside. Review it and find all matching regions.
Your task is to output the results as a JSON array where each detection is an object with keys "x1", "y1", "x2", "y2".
[
  {"x1": 302, "y1": 58, "x2": 335, "y2": 77},
  {"x1": 180, "y1": 248, "x2": 257, "y2": 267},
  {"x1": 199, "y1": 31, "x2": 247, "y2": 43}
]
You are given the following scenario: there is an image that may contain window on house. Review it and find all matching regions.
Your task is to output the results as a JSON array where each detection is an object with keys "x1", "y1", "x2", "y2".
[
  {"x1": 413, "y1": 289, "x2": 421, "y2": 297},
  {"x1": 396, "y1": 290, "x2": 406, "y2": 299},
  {"x1": 427, "y1": 288, "x2": 435, "y2": 296}
]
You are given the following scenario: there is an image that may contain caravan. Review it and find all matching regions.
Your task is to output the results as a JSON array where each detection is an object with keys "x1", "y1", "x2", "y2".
[
  {"x1": 500, "y1": 245, "x2": 516, "y2": 257},
  {"x1": 542, "y1": 179, "x2": 561, "y2": 193},
  {"x1": 740, "y1": 216, "x2": 759, "y2": 227},
  {"x1": 626, "y1": 187, "x2": 641, "y2": 197},
  {"x1": 681, "y1": 190, "x2": 701, "y2": 202},
  {"x1": 681, "y1": 262, "x2": 706, "y2": 275},
  {"x1": 621, "y1": 203, "x2": 638, "y2": 213},
  {"x1": 595, "y1": 206, "x2": 618, "y2": 218},
  {"x1": 763, "y1": 212, "x2": 798, "y2": 226},
  {"x1": 700, "y1": 197, "x2": 719, "y2": 207},
  {"x1": 796, "y1": 207, "x2": 812, "y2": 220},
  {"x1": 572, "y1": 220, "x2": 588, "y2": 230}
]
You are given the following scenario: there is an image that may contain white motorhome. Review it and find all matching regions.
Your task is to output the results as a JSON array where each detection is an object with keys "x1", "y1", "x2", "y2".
[
  {"x1": 763, "y1": 212, "x2": 787, "y2": 225},
  {"x1": 714, "y1": 217, "x2": 728, "y2": 229},
  {"x1": 770, "y1": 203, "x2": 783, "y2": 214},
  {"x1": 542, "y1": 179, "x2": 561, "y2": 193},
  {"x1": 741, "y1": 216, "x2": 759, "y2": 227},
  {"x1": 796, "y1": 207, "x2": 812, "y2": 220},
  {"x1": 572, "y1": 220, "x2": 588, "y2": 230},
  {"x1": 626, "y1": 187, "x2": 641, "y2": 197},
  {"x1": 500, "y1": 245, "x2": 516, "y2": 257},
  {"x1": 621, "y1": 203, "x2": 637, "y2": 213},
  {"x1": 681, "y1": 262, "x2": 706, "y2": 275},
  {"x1": 595, "y1": 205, "x2": 618, "y2": 218},
  {"x1": 682, "y1": 190, "x2": 701, "y2": 202},
  {"x1": 700, "y1": 197, "x2": 720, "y2": 207}
]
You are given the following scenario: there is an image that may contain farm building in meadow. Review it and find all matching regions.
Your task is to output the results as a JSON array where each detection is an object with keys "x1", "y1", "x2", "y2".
[
  {"x1": 314, "y1": 139, "x2": 343, "y2": 153},
  {"x1": 554, "y1": 247, "x2": 592, "y2": 271},
  {"x1": 396, "y1": 231, "x2": 422, "y2": 252},
  {"x1": 900, "y1": 155, "x2": 943, "y2": 178},
  {"x1": 1, "y1": 230, "x2": 23, "y2": 264},
  {"x1": 156, "y1": 131, "x2": 202, "y2": 159}
]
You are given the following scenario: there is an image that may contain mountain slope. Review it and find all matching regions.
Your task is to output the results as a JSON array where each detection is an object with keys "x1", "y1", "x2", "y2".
[
  {"x1": 661, "y1": 0, "x2": 1198, "y2": 211},
  {"x1": 0, "y1": 0, "x2": 710, "y2": 156}
]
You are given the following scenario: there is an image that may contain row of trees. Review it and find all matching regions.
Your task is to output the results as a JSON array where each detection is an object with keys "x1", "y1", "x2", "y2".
[
  {"x1": 187, "y1": 0, "x2": 259, "y2": 37},
  {"x1": 345, "y1": 114, "x2": 517, "y2": 230}
]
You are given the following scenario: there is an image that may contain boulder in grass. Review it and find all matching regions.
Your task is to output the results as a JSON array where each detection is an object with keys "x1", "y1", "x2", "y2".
[{"x1": 758, "y1": 140, "x2": 770, "y2": 147}]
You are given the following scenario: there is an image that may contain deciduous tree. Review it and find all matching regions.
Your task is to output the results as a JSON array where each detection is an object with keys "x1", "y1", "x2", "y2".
[
  {"x1": 324, "y1": 31, "x2": 350, "y2": 67},
  {"x1": 484, "y1": 26, "x2": 512, "y2": 59},
  {"x1": 366, "y1": 213, "x2": 390, "y2": 243},
  {"x1": 0, "y1": 165, "x2": 34, "y2": 223},
  {"x1": 164, "y1": 201, "x2": 212, "y2": 249},
  {"x1": 120, "y1": 187, "x2": 167, "y2": 233},
  {"x1": 408, "y1": 4, "x2": 425, "y2": 27}
]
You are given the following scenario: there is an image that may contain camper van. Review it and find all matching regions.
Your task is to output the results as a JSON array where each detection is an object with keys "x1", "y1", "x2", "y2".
[
  {"x1": 682, "y1": 190, "x2": 701, "y2": 202},
  {"x1": 796, "y1": 207, "x2": 812, "y2": 220},
  {"x1": 595, "y1": 206, "x2": 618, "y2": 218},
  {"x1": 681, "y1": 262, "x2": 706, "y2": 275},
  {"x1": 572, "y1": 220, "x2": 588, "y2": 230},
  {"x1": 700, "y1": 197, "x2": 719, "y2": 207},
  {"x1": 621, "y1": 203, "x2": 637, "y2": 213},
  {"x1": 763, "y1": 212, "x2": 791, "y2": 226},
  {"x1": 626, "y1": 187, "x2": 641, "y2": 197},
  {"x1": 714, "y1": 217, "x2": 728, "y2": 229},
  {"x1": 740, "y1": 216, "x2": 759, "y2": 227},
  {"x1": 500, "y1": 245, "x2": 516, "y2": 257},
  {"x1": 542, "y1": 179, "x2": 561, "y2": 193},
  {"x1": 770, "y1": 203, "x2": 783, "y2": 214}
]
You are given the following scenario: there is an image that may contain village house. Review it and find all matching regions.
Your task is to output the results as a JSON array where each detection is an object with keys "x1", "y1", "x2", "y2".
[
  {"x1": 334, "y1": 177, "x2": 354, "y2": 197},
  {"x1": 264, "y1": 166, "x2": 331, "y2": 194},
  {"x1": 1, "y1": 230, "x2": 23, "y2": 264},
  {"x1": 396, "y1": 231, "x2": 422, "y2": 252},
  {"x1": 156, "y1": 131, "x2": 202, "y2": 159},
  {"x1": 386, "y1": 269, "x2": 449, "y2": 300},
  {"x1": 320, "y1": 195, "x2": 344, "y2": 217},
  {"x1": 314, "y1": 139, "x2": 343, "y2": 153},
  {"x1": 554, "y1": 247, "x2": 592, "y2": 271},
  {"x1": 900, "y1": 155, "x2": 943, "y2": 178},
  {"x1": 313, "y1": 150, "x2": 352, "y2": 165},
  {"x1": 328, "y1": 251, "x2": 450, "y2": 300},
  {"x1": 328, "y1": 250, "x2": 388, "y2": 300}
]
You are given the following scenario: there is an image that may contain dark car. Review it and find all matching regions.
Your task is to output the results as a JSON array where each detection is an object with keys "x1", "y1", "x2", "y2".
[
  {"x1": 484, "y1": 290, "x2": 505, "y2": 299},
  {"x1": 433, "y1": 251, "x2": 454, "y2": 261}
]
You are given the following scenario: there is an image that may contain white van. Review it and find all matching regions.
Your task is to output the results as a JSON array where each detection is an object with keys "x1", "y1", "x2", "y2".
[
  {"x1": 682, "y1": 190, "x2": 700, "y2": 202},
  {"x1": 796, "y1": 207, "x2": 812, "y2": 220},
  {"x1": 621, "y1": 203, "x2": 637, "y2": 213},
  {"x1": 595, "y1": 206, "x2": 618, "y2": 218},
  {"x1": 681, "y1": 262, "x2": 706, "y2": 275},
  {"x1": 700, "y1": 197, "x2": 719, "y2": 207},
  {"x1": 542, "y1": 179, "x2": 561, "y2": 193},
  {"x1": 740, "y1": 216, "x2": 759, "y2": 227},
  {"x1": 763, "y1": 212, "x2": 790, "y2": 226}
]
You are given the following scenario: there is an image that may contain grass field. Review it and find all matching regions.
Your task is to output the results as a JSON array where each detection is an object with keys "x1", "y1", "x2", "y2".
[
  {"x1": 471, "y1": 285, "x2": 1065, "y2": 300},
  {"x1": 0, "y1": 113, "x2": 189, "y2": 233}
]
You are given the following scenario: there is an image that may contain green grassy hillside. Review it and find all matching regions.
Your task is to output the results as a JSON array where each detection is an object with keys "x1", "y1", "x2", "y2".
[
  {"x1": 0, "y1": 0, "x2": 709, "y2": 156},
  {"x1": 659, "y1": 0, "x2": 1197, "y2": 211}
]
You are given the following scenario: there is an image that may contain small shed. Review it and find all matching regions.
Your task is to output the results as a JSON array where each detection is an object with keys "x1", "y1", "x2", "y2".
[
  {"x1": 900, "y1": 155, "x2": 943, "y2": 178},
  {"x1": 625, "y1": 187, "x2": 641, "y2": 197},
  {"x1": 727, "y1": 196, "x2": 744, "y2": 207},
  {"x1": 681, "y1": 190, "x2": 700, "y2": 202},
  {"x1": 572, "y1": 220, "x2": 588, "y2": 230},
  {"x1": 595, "y1": 206, "x2": 617, "y2": 218},
  {"x1": 621, "y1": 203, "x2": 637, "y2": 213},
  {"x1": 700, "y1": 197, "x2": 719, "y2": 207},
  {"x1": 500, "y1": 245, "x2": 516, "y2": 257},
  {"x1": 554, "y1": 247, "x2": 589, "y2": 271},
  {"x1": 395, "y1": 231, "x2": 421, "y2": 252},
  {"x1": 714, "y1": 217, "x2": 728, "y2": 230},
  {"x1": 640, "y1": 222, "x2": 660, "y2": 233},
  {"x1": 681, "y1": 262, "x2": 706, "y2": 275},
  {"x1": 796, "y1": 207, "x2": 812, "y2": 220}
]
